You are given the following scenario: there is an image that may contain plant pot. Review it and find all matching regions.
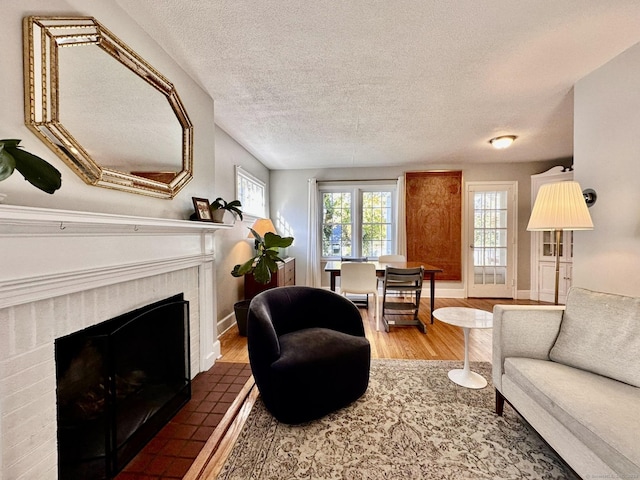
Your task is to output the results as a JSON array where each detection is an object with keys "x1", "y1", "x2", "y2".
[
  {"x1": 233, "y1": 300, "x2": 251, "y2": 337},
  {"x1": 211, "y1": 209, "x2": 225, "y2": 223}
]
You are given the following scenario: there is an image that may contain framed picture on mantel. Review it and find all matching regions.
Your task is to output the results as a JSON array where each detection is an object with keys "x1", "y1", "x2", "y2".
[{"x1": 192, "y1": 197, "x2": 213, "y2": 222}]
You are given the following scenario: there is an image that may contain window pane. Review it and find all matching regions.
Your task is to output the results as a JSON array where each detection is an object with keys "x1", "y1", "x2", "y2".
[
  {"x1": 473, "y1": 191, "x2": 509, "y2": 270},
  {"x1": 322, "y1": 192, "x2": 352, "y2": 257},
  {"x1": 236, "y1": 167, "x2": 265, "y2": 217},
  {"x1": 362, "y1": 191, "x2": 393, "y2": 257}
]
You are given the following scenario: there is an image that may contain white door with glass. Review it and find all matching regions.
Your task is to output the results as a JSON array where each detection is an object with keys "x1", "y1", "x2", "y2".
[{"x1": 466, "y1": 182, "x2": 517, "y2": 298}]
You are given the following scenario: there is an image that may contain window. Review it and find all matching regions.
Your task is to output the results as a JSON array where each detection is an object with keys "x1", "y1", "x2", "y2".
[
  {"x1": 362, "y1": 191, "x2": 394, "y2": 257},
  {"x1": 472, "y1": 190, "x2": 508, "y2": 285},
  {"x1": 320, "y1": 182, "x2": 396, "y2": 259},
  {"x1": 235, "y1": 166, "x2": 266, "y2": 219},
  {"x1": 322, "y1": 191, "x2": 352, "y2": 257}
]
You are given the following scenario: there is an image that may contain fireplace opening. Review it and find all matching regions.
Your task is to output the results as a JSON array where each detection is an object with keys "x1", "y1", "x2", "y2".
[{"x1": 55, "y1": 294, "x2": 191, "y2": 479}]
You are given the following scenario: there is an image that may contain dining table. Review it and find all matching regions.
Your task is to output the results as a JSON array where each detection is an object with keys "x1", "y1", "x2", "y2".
[{"x1": 323, "y1": 260, "x2": 443, "y2": 326}]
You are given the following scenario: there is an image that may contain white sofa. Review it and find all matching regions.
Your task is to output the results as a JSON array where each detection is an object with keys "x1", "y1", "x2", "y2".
[{"x1": 492, "y1": 287, "x2": 640, "y2": 479}]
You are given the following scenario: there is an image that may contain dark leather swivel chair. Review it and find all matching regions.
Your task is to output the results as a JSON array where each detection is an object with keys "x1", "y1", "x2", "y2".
[{"x1": 247, "y1": 286, "x2": 371, "y2": 424}]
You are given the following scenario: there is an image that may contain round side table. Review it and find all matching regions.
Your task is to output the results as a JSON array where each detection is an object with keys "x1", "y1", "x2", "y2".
[{"x1": 433, "y1": 307, "x2": 493, "y2": 389}]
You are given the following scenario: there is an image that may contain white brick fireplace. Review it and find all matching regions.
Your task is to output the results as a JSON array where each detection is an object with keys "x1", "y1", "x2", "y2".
[{"x1": 0, "y1": 204, "x2": 230, "y2": 479}]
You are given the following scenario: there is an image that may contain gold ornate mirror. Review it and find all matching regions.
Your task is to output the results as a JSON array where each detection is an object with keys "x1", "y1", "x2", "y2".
[{"x1": 23, "y1": 16, "x2": 193, "y2": 199}]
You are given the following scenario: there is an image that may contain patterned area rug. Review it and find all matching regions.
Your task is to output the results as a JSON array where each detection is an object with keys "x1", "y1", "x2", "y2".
[{"x1": 218, "y1": 360, "x2": 577, "y2": 479}]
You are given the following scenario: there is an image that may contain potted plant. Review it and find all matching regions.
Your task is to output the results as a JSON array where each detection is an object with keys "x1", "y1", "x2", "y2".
[
  {"x1": 0, "y1": 139, "x2": 62, "y2": 194},
  {"x1": 210, "y1": 197, "x2": 243, "y2": 223},
  {"x1": 232, "y1": 228, "x2": 294, "y2": 283},
  {"x1": 230, "y1": 227, "x2": 294, "y2": 335}
]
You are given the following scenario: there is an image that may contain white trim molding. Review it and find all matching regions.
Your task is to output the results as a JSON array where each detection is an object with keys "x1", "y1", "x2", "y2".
[
  {"x1": 0, "y1": 204, "x2": 231, "y2": 478},
  {"x1": 0, "y1": 204, "x2": 231, "y2": 308}
]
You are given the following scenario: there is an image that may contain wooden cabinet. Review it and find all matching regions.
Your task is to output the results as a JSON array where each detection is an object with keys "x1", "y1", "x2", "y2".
[
  {"x1": 244, "y1": 257, "x2": 295, "y2": 299},
  {"x1": 538, "y1": 261, "x2": 572, "y2": 301}
]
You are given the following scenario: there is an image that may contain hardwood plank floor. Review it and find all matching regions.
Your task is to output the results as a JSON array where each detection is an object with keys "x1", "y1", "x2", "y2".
[
  {"x1": 197, "y1": 295, "x2": 549, "y2": 480},
  {"x1": 218, "y1": 296, "x2": 547, "y2": 364}
]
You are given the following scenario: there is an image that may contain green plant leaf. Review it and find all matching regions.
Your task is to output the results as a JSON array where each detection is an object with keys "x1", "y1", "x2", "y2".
[
  {"x1": 253, "y1": 259, "x2": 273, "y2": 284},
  {"x1": 263, "y1": 232, "x2": 293, "y2": 249},
  {"x1": 227, "y1": 205, "x2": 243, "y2": 220},
  {"x1": 231, "y1": 258, "x2": 257, "y2": 277},
  {"x1": 5, "y1": 146, "x2": 62, "y2": 194},
  {"x1": 248, "y1": 228, "x2": 264, "y2": 244},
  {"x1": 264, "y1": 249, "x2": 283, "y2": 261},
  {"x1": 0, "y1": 139, "x2": 22, "y2": 148},
  {"x1": 212, "y1": 197, "x2": 243, "y2": 220},
  {"x1": 263, "y1": 255, "x2": 279, "y2": 272},
  {"x1": 211, "y1": 197, "x2": 225, "y2": 208},
  {"x1": 0, "y1": 146, "x2": 16, "y2": 181}
]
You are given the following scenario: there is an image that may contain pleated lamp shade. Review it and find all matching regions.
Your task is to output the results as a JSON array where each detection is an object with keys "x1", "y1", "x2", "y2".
[
  {"x1": 248, "y1": 218, "x2": 277, "y2": 238},
  {"x1": 527, "y1": 181, "x2": 594, "y2": 231}
]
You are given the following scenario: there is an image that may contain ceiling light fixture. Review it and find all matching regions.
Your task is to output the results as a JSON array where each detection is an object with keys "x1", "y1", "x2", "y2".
[{"x1": 489, "y1": 135, "x2": 517, "y2": 149}]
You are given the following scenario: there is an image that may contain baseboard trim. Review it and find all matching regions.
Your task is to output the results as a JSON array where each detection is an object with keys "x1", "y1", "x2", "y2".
[{"x1": 218, "y1": 311, "x2": 237, "y2": 337}]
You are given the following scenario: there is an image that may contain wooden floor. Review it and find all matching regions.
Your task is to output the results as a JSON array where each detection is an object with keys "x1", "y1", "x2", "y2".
[
  {"x1": 188, "y1": 295, "x2": 548, "y2": 479},
  {"x1": 218, "y1": 296, "x2": 547, "y2": 364}
]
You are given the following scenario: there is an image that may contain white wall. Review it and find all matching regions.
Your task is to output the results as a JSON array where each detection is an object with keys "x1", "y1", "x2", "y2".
[
  {"x1": 1, "y1": 1, "x2": 270, "y2": 336},
  {"x1": 573, "y1": 41, "x2": 640, "y2": 296},
  {"x1": 2, "y1": 0, "x2": 215, "y2": 218},
  {"x1": 271, "y1": 159, "x2": 564, "y2": 294},
  {"x1": 213, "y1": 127, "x2": 270, "y2": 329}
]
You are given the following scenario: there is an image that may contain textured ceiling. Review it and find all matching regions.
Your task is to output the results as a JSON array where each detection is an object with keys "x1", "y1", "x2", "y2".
[{"x1": 116, "y1": 1, "x2": 640, "y2": 170}]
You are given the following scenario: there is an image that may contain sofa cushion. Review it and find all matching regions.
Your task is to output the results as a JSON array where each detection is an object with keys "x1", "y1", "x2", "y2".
[
  {"x1": 504, "y1": 357, "x2": 640, "y2": 476},
  {"x1": 549, "y1": 287, "x2": 640, "y2": 387}
]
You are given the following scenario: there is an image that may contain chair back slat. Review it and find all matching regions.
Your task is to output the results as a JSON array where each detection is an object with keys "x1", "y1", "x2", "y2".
[{"x1": 384, "y1": 266, "x2": 424, "y2": 285}]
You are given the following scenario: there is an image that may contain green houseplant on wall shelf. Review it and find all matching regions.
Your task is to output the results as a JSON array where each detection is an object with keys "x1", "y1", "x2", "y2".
[
  {"x1": 211, "y1": 197, "x2": 243, "y2": 223},
  {"x1": 0, "y1": 139, "x2": 62, "y2": 194},
  {"x1": 230, "y1": 228, "x2": 294, "y2": 335}
]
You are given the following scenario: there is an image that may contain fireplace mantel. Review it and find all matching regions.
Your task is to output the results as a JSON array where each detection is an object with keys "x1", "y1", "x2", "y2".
[
  {"x1": 0, "y1": 204, "x2": 233, "y2": 235},
  {"x1": 0, "y1": 204, "x2": 232, "y2": 309},
  {"x1": 0, "y1": 203, "x2": 231, "y2": 478},
  {"x1": 1, "y1": 204, "x2": 230, "y2": 478}
]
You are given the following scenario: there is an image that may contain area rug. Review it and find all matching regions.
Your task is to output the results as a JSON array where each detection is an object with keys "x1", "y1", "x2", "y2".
[{"x1": 217, "y1": 360, "x2": 578, "y2": 479}]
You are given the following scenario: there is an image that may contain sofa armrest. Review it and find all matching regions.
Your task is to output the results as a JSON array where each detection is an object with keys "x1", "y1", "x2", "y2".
[{"x1": 492, "y1": 305, "x2": 565, "y2": 391}]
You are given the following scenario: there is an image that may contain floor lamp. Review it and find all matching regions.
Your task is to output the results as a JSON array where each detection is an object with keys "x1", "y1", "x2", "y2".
[{"x1": 527, "y1": 181, "x2": 594, "y2": 305}]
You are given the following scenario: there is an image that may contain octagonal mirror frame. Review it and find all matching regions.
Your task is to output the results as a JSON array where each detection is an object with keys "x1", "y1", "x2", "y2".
[{"x1": 23, "y1": 16, "x2": 194, "y2": 199}]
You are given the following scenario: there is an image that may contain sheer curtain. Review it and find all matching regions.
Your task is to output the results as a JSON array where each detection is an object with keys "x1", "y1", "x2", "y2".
[
  {"x1": 306, "y1": 177, "x2": 321, "y2": 287},
  {"x1": 396, "y1": 174, "x2": 407, "y2": 257}
]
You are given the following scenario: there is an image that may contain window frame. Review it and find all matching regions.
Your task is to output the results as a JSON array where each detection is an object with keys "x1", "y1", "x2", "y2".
[
  {"x1": 235, "y1": 165, "x2": 266, "y2": 221},
  {"x1": 319, "y1": 181, "x2": 397, "y2": 261}
]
